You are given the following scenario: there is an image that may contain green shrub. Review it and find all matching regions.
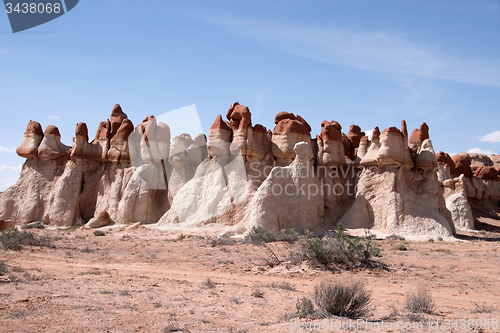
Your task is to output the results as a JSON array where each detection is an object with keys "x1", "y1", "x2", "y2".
[
  {"x1": 314, "y1": 280, "x2": 371, "y2": 318},
  {"x1": 294, "y1": 224, "x2": 381, "y2": 268},
  {"x1": 0, "y1": 229, "x2": 53, "y2": 251}
]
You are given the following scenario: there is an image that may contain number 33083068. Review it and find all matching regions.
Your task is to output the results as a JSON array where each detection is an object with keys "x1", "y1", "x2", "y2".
[{"x1": 5, "y1": 3, "x2": 61, "y2": 14}]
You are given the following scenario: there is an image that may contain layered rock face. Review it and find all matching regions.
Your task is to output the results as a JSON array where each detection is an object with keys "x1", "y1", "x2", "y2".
[{"x1": 1, "y1": 102, "x2": 498, "y2": 239}]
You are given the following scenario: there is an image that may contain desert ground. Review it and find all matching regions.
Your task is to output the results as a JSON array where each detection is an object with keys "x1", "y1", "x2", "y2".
[{"x1": 1, "y1": 219, "x2": 499, "y2": 333}]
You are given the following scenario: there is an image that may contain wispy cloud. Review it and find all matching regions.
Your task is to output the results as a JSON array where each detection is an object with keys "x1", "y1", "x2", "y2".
[
  {"x1": 0, "y1": 177, "x2": 18, "y2": 192},
  {"x1": 0, "y1": 145, "x2": 15, "y2": 153},
  {"x1": 478, "y1": 130, "x2": 500, "y2": 143},
  {"x1": 0, "y1": 165, "x2": 22, "y2": 172},
  {"x1": 468, "y1": 148, "x2": 494, "y2": 155},
  {"x1": 48, "y1": 116, "x2": 61, "y2": 120},
  {"x1": 201, "y1": 16, "x2": 500, "y2": 87},
  {"x1": 364, "y1": 129, "x2": 374, "y2": 140}
]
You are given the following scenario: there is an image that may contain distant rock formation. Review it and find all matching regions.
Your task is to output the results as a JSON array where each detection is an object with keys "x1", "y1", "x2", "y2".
[{"x1": 1, "y1": 102, "x2": 499, "y2": 239}]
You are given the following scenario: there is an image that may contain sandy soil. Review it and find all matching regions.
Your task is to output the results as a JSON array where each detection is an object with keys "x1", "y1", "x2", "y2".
[{"x1": 0, "y1": 223, "x2": 499, "y2": 333}]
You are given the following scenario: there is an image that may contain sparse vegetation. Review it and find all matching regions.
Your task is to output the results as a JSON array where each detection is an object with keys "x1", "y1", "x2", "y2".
[
  {"x1": 0, "y1": 260, "x2": 8, "y2": 275},
  {"x1": 295, "y1": 297, "x2": 315, "y2": 318},
  {"x1": 471, "y1": 302, "x2": 497, "y2": 314},
  {"x1": 11, "y1": 265, "x2": 24, "y2": 273},
  {"x1": 313, "y1": 280, "x2": 371, "y2": 318},
  {"x1": 387, "y1": 234, "x2": 405, "y2": 241},
  {"x1": 119, "y1": 290, "x2": 132, "y2": 296},
  {"x1": 81, "y1": 246, "x2": 93, "y2": 253},
  {"x1": 201, "y1": 277, "x2": 216, "y2": 289},
  {"x1": 230, "y1": 296, "x2": 241, "y2": 304},
  {"x1": 392, "y1": 243, "x2": 408, "y2": 251},
  {"x1": 21, "y1": 221, "x2": 45, "y2": 230},
  {"x1": 251, "y1": 286, "x2": 264, "y2": 298},
  {"x1": 406, "y1": 287, "x2": 435, "y2": 314},
  {"x1": 206, "y1": 234, "x2": 236, "y2": 247},
  {"x1": 93, "y1": 230, "x2": 105, "y2": 237},
  {"x1": 265, "y1": 281, "x2": 296, "y2": 291},
  {"x1": 163, "y1": 323, "x2": 182, "y2": 332},
  {"x1": 245, "y1": 226, "x2": 299, "y2": 244},
  {"x1": 290, "y1": 224, "x2": 382, "y2": 268},
  {"x1": 0, "y1": 229, "x2": 53, "y2": 250}
]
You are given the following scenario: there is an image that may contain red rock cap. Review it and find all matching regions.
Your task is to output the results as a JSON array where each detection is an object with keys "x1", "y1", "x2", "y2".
[{"x1": 45, "y1": 125, "x2": 61, "y2": 137}]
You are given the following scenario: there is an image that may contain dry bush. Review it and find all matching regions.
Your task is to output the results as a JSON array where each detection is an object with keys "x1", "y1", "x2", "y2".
[
  {"x1": 0, "y1": 260, "x2": 8, "y2": 275},
  {"x1": 21, "y1": 222, "x2": 45, "y2": 230},
  {"x1": 201, "y1": 277, "x2": 216, "y2": 289},
  {"x1": 163, "y1": 323, "x2": 182, "y2": 332},
  {"x1": 251, "y1": 286, "x2": 264, "y2": 298},
  {"x1": 406, "y1": 287, "x2": 435, "y2": 314},
  {"x1": 295, "y1": 297, "x2": 315, "y2": 318},
  {"x1": 471, "y1": 302, "x2": 497, "y2": 314},
  {"x1": 229, "y1": 296, "x2": 241, "y2": 304},
  {"x1": 205, "y1": 235, "x2": 236, "y2": 247},
  {"x1": 291, "y1": 224, "x2": 382, "y2": 268},
  {"x1": 266, "y1": 281, "x2": 296, "y2": 291},
  {"x1": 387, "y1": 234, "x2": 405, "y2": 241},
  {"x1": 244, "y1": 226, "x2": 299, "y2": 244},
  {"x1": 392, "y1": 243, "x2": 408, "y2": 251},
  {"x1": 93, "y1": 230, "x2": 105, "y2": 237},
  {"x1": 0, "y1": 229, "x2": 53, "y2": 250},
  {"x1": 314, "y1": 280, "x2": 371, "y2": 318}
]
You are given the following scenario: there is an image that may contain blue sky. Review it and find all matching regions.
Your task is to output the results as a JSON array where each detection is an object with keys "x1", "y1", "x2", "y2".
[{"x1": 1, "y1": 0, "x2": 499, "y2": 191}]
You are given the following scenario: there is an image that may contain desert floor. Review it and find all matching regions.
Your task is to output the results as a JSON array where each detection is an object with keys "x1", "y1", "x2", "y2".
[{"x1": 1, "y1": 221, "x2": 499, "y2": 333}]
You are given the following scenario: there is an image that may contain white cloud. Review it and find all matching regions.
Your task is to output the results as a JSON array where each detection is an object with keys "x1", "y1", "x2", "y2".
[
  {"x1": 0, "y1": 145, "x2": 15, "y2": 153},
  {"x1": 478, "y1": 130, "x2": 500, "y2": 143},
  {"x1": 48, "y1": 116, "x2": 61, "y2": 120},
  {"x1": 0, "y1": 165, "x2": 22, "y2": 172},
  {"x1": 364, "y1": 129, "x2": 374, "y2": 140},
  {"x1": 0, "y1": 178, "x2": 18, "y2": 192},
  {"x1": 202, "y1": 16, "x2": 500, "y2": 87},
  {"x1": 468, "y1": 148, "x2": 494, "y2": 155}
]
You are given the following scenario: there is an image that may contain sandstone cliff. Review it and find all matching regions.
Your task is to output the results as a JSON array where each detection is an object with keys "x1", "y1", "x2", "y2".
[{"x1": 1, "y1": 102, "x2": 499, "y2": 239}]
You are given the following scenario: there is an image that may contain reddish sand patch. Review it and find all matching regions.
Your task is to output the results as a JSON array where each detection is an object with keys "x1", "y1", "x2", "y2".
[{"x1": 0, "y1": 226, "x2": 499, "y2": 332}]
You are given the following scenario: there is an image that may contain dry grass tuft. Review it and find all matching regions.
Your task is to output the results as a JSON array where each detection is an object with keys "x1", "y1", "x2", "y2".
[
  {"x1": 314, "y1": 280, "x2": 371, "y2": 318},
  {"x1": 406, "y1": 287, "x2": 435, "y2": 314}
]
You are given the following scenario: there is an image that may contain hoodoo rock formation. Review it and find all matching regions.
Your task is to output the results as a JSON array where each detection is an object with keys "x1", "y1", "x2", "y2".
[{"x1": 1, "y1": 102, "x2": 499, "y2": 239}]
